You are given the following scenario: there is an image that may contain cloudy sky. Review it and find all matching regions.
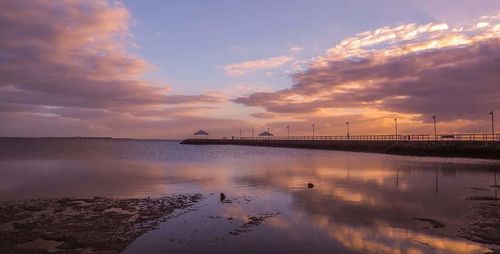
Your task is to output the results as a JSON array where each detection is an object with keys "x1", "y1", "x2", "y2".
[{"x1": 1, "y1": 0, "x2": 499, "y2": 138}]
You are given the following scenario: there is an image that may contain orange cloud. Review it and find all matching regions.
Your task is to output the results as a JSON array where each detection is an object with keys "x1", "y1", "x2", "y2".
[
  {"x1": 235, "y1": 15, "x2": 500, "y2": 134},
  {"x1": 224, "y1": 55, "x2": 292, "y2": 76}
]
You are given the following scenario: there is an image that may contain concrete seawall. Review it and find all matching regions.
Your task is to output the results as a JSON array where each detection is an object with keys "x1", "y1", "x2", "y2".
[{"x1": 181, "y1": 139, "x2": 500, "y2": 160}]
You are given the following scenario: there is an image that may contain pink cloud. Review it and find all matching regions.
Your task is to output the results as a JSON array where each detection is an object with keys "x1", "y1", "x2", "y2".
[
  {"x1": 235, "y1": 17, "x2": 500, "y2": 132},
  {"x1": 0, "y1": 0, "x2": 231, "y2": 137}
]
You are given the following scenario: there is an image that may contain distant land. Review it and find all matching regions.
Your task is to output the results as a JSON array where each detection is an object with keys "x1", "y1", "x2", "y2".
[{"x1": 0, "y1": 137, "x2": 180, "y2": 141}]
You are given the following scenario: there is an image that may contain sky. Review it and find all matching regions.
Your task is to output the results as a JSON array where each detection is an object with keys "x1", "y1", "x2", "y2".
[{"x1": 0, "y1": 0, "x2": 500, "y2": 138}]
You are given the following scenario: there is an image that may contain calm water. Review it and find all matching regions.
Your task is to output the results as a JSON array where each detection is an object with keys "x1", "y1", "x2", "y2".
[{"x1": 1, "y1": 138, "x2": 499, "y2": 253}]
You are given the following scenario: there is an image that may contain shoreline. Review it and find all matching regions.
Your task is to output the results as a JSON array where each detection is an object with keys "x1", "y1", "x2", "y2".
[
  {"x1": 181, "y1": 139, "x2": 500, "y2": 160},
  {"x1": 0, "y1": 136, "x2": 181, "y2": 142},
  {"x1": 0, "y1": 194, "x2": 203, "y2": 254}
]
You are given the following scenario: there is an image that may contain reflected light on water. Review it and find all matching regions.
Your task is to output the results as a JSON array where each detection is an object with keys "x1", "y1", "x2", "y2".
[
  {"x1": 312, "y1": 215, "x2": 488, "y2": 254},
  {"x1": 1, "y1": 139, "x2": 498, "y2": 253}
]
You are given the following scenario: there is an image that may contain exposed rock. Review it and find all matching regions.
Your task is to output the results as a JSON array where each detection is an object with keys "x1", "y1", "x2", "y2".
[
  {"x1": 465, "y1": 196, "x2": 500, "y2": 201},
  {"x1": 470, "y1": 187, "x2": 491, "y2": 191},
  {"x1": 413, "y1": 217, "x2": 445, "y2": 228},
  {"x1": 458, "y1": 201, "x2": 500, "y2": 245},
  {"x1": 0, "y1": 194, "x2": 203, "y2": 254},
  {"x1": 228, "y1": 212, "x2": 280, "y2": 236}
]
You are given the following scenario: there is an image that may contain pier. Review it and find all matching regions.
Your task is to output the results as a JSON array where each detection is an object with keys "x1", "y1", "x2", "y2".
[{"x1": 181, "y1": 133, "x2": 500, "y2": 160}]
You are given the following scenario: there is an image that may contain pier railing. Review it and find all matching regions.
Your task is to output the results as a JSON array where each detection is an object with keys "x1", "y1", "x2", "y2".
[{"x1": 228, "y1": 133, "x2": 500, "y2": 142}]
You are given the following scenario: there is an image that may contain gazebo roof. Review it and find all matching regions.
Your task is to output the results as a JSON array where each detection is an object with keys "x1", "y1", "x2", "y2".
[
  {"x1": 258, "y1": 131, "x2": 273, "y2": 136},
  {"x1": 193, "y1": 130, "x2": 209, "y2": 135}
]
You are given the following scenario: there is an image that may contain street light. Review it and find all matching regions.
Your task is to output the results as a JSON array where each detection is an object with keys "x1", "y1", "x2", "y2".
[
  {"x1": 346, "y1": 121, "x2": 350, "y2": 139},
  {"x1": 286, "y1": 126, "x2": 290, "y2": 139},
  {"x1": 239, "y1": 128, "x2": 242, "y2": 139},
  {"x1": 312, "y1": 124, "x2": 315, "y2": 139},
  {"x1": 252, "y1": 128, "x2": 254, "y2": 138},
  {"x1": 432, "y1": 115, "x2": 437, "y2": 141},
  {"x1": 394, "y1": 118, "x2": 398, "y2": 137},
  {"x1": 490, "y1": 110, "x2": 495, "y2": 140}
]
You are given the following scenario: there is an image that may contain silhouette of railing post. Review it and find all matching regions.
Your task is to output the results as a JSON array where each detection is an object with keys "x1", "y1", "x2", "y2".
[{"x1": 432, "y1": 115, "x2": 437, "y2": 141}]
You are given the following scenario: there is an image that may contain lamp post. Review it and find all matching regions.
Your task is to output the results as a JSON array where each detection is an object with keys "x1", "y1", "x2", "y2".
[
  {"x1": 239, "y1": 128, "x2": 242, "y2": 139},
  {"x1": 346, "y1": 121, "x2": 350, "y2": 139},
  {"x1": 252, "y1": 128, "x2": 254, "y2": 138},
  {"x1": 287, "y1": 126, "x2": 290, "y2": 139},
  {"x1": 312, "y1": 124, "x2": 315, "y2": 139},
  {"x1": 490, "y1": 110, "x2": 495, "y2": 138},
  {"x1": 394, "y1": 118, "x2": 398, "y2": 138},
  {"x1": 432, "y1": 115, "x2": 437, "y2": 141}
]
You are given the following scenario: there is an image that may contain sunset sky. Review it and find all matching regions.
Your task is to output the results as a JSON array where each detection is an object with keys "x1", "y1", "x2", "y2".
[{"x1": 1, "y1": 0, "x2": 500, "y2": 138}]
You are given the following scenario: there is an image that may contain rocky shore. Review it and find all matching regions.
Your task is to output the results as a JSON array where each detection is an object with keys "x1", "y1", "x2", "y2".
[{"x1": 0, "y1": 194, "x2": 203, "y2": 254}]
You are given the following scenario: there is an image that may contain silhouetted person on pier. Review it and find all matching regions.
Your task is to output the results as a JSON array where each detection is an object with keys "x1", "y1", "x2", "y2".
[{"x1": 220, "y1": 192, "x2": 226, "y2": 202}]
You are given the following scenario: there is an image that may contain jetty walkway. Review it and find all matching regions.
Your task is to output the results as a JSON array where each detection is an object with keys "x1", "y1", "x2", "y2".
[{"x1": 181, "y1": 133, "x2": 500, "y2": 160}]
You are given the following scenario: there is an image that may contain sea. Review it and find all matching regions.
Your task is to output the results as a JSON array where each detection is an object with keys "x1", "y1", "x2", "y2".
[{"x1": 0, "y1": 137, "x2": 499, "y2": 253}]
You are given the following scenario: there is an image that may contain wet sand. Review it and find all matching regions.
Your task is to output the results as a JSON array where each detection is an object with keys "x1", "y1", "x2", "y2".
[
  {"x1": 410, "y1": 198, "x2": 500, "y2": 253},
  {"x1": 459, "y1": 200, "x2": 500, "y2": 251},
  {"x1": 0, "y1": 194, "x2": 202, "y2": 254}
]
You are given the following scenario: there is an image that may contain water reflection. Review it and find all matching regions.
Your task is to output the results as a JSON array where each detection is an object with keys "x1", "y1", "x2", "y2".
[
  {"x1": 311, "y1": 217, "x2": 486, "y2": 254},
  {"x1": 0, "y1": 139, "x2": 498, "y2": 253},
  {"x1": 495, "y1": 169, "x2": 498, "y2": 199}
]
